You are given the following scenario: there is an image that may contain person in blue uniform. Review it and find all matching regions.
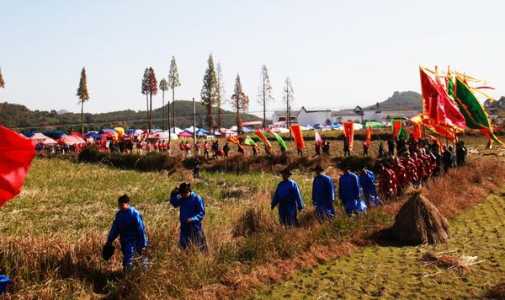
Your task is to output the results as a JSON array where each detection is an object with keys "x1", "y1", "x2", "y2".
[
  {"x1": 339, "y1": 167, "x2": 366, "y2": 215},
  {"x1": 358, "y1": 167, "x2": 381, "y2": 207},
  {"x1": 312, "y1": 165, "x2": 335, "y2": 220},
  {"x1": 271, "y1": 169, "x2": 304, "y2": 226},
  {"x1": 170, "y1": 183, "x2": 207, "y2": 251},
  {"x1": 105, "y1": 194, "x2": 148, "y2": 271}
]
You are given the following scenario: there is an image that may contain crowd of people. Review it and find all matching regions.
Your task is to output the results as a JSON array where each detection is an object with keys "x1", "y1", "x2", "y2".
[
  {"x1": 102, "y1": 135, "x2": 470, "y2": 271},
  {"x1": 376, "y1": 138, "x2": 467, "y2": 199}
]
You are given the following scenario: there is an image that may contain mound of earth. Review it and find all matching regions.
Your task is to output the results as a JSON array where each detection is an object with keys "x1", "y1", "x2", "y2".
[{"x1": 390, "y1": 192, "x2": 449, "y2": 245}]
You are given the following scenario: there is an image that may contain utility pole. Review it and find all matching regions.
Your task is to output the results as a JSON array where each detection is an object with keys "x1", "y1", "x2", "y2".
[{"x1": 192, "y1": 97, "x2": 196, "y2": 145}]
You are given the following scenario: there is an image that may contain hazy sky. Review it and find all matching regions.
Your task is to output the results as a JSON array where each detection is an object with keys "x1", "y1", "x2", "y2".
[{"x1": 1, "y1": 0, "x2": 504, "y2": 114}]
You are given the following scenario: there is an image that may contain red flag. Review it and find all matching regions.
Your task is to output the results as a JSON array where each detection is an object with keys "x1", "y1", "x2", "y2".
[
  {"x1": 419, "y1": 68, "x2": 466, "y2": 129},
  {"x1": 364, "y1": 127, "x2": 372, "y2": 146},
  {"x1": 392, "y1": 119, "x2": 402, "y2": 140},
  {"x1": 0, "y1": 126, "x2": 36, "y2": 207},
  {"x1": 255, "y1": 129, "x2": 272, "y2": 148},
  {"x1": 411, "y1": 123, "x2": 422, "y2": 141},
  {"x1": 343, "y1": 121, "x2": 354, "y2": 151},
  {"x1": 227, "y1": 136, "x2": 240, "y2": 145},
  {"x1": 290, "y1": 124, "x2": 305, "y2": 151}
]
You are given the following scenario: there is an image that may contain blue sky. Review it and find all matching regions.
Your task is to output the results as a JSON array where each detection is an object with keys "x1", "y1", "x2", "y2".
[{"x1": 1, "y1": 0, "x2": 504, "y2": 114}]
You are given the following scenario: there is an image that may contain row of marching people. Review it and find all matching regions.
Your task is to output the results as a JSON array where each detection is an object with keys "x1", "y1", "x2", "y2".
[
  {"x1": 102, "y1": 165, "x2": 381, "y2": 271},
  {"x1": 271, "y1": 164, "x2": 381, "y2": 226}
]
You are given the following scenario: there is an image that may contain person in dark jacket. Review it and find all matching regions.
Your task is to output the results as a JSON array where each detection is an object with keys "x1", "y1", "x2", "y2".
[
  {"x1": 343, "y1": 136, "x2": 351, "y2": 157},
  {"x1": 312, "y1": 165, "x2": 335, "y2": 220},
  {"x1": 378, "y1": 142, "x2": 385, "y2": 158},
  {"x1": 387, "y1": 137, "x2": 395, "y2": 156},
  {"x1": 105, "y1": 195, "x2": 148, "y2": 271},
  {"x1": 442, "y1": 146, "x2": 455, "y2": 172},
  {"x1": 456, "y1": 140, "x2": 467, "y2": 166},
  {"x1": 169, "y1": 183, "x2": 207, "y2": 251},
  {"x1": 271, "y1": 169, "x2": 304, "y2": 226}
]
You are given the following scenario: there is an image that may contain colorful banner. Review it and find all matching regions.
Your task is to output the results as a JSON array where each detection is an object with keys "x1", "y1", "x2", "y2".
[
  {"x1": 271, "y1": 132, "x2": 288, "y2": 152},
  {"x1": 411, "y1": 123, "x2": 422, "y2": 141},
  {"x1": 244, "y1": 136, "x2": 256, "y2": 146},
  {"x1": 255, "y1": 129, "x2": 272, "y2": 148},
  {"x1": 419, "y1": 68, "x2": 466, "y2": 129},
  {"x1": 314, "y1": 131, "x2": 323, "y2": 146},
  {"x1": 392, "y1": 119, "x2": 402, "y2": 140},
  {"x1": 0, "y1": 126, "x2": 36, "y2": 207},
  {"x1": 343, "y1": 121, "x2": 354, "y2": 151},
  {"x1": 227, "y1": 136, "x2": 240, "y2": 145},
  {"x1": 454, "y1": 76, "x2": 503, "y2": 145},
  {"x1": 290, "y1": 124, "x2": 305, "y2": 151},
  {"x1": 364, "y1": 127, "x2": 372, "y2": 146}
]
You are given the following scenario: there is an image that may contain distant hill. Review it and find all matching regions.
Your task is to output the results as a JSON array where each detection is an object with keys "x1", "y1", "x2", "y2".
[
  {"x1": 0, "y1": 101, "x2": 261, "y2": 131},
  {"x1": 366, "y1": 91, "x2": 422, "y2": 111}
]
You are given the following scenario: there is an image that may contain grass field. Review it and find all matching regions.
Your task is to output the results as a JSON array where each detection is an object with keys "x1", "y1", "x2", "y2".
[
  {"x1": 255, "y1": 188, "x2": 505, "y2": 299},
  {"x1": 0, "y1": 136, "x2": 504, "y2": 299}
]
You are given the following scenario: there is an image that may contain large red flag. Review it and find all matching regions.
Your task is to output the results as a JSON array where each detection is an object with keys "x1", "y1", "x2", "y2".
[
  {"x1": 419, "y1": 68, "x2": 466, "y2": 129},
  {"x1": 290, "y1": 124, "x2": 305, "y2": 151},
  {"x1": 0, "y1": 126, "x2": 36, "y2": 207},
  {"x1": 343, "y1": 121, "x2": 354, "y2": 151},
  {"x1": 392, "y1": 119, "x2": 402, "y2": 140},
  {"x1": 364, "y1": 127, "x2": 372, "y2": 146}
]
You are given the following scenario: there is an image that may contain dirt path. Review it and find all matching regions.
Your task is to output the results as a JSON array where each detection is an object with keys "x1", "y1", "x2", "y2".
[{"x1": 254, "y1": 189, "x2": 505, "y2": 299}]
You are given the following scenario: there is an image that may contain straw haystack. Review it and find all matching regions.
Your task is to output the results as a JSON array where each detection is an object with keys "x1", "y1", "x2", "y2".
[{"x1": 390, "y1": 192, "x2": 449, "y2": 245}]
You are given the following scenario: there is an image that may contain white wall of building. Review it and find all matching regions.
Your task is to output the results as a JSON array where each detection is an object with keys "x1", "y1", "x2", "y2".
[{"x1": 297, "y1": 108, "x2": 332, "y2": 126}]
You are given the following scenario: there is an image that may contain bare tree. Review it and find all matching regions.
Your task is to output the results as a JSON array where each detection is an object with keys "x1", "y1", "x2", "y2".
[
  {"x1": 231, "y1": 74, "x2": 249, "y2": 134},
  {"x1": 283, "y1": 77, "x2": 294, "y2": 130},
  {"x1": 258, "y1": 65, "x2": 274, "y2": 129}
]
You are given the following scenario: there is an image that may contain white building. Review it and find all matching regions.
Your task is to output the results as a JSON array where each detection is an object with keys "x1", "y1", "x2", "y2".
[
  {"x1": 271, "y1": 110, "x2": 300, "y2": 125},
  {"x1": 297, "y1": 107, "x2": 332, "y2": 126}
]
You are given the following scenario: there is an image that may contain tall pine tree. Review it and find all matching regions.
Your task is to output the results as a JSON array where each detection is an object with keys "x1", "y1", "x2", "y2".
[
  {"x1": 201, "y1": 55, "x2": 218, "y2": 130},
  {"x1": 231, "y1": 74, "x2": 249, "y2": 134},
  {"x1": 0, "y1": 68, "x2": 5, "y2": 89},
  {"x1": 141, "y1": 68, "x2": 150, "y2": 131},
  {"x1": 258, "y1": 65, "x2": 274, "y2": 129},
  {"x1": 147, "y1": 67, "x2": 158, "y2": 132},
  {"x1": 216, "y1": 63, "x2": 226, "y2": 130},
  {"x1": 168, "y1": 56, "x2": 181, "y2": 131},
  {"x1": 76, "y1": 67, "x2": 90, "y2": 134},
  {"x1": 159, "y1": 78, "x2": 168, "y2": 130}
]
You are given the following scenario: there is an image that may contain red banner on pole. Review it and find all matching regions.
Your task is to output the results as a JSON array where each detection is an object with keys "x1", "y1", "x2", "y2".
[
  {"x1": 343, "y1": 121, "x2": 354, "y2": 151},
  {"x1": 290, "y1": 124, "x2": 305, "y2": 151},
  {"x1": 411, "y1": 123, "x2": 422, "y2": 141},
  {"x1": 364, "y1": 127, "x2": 372, "y2": 146},
  {"x1": 0, "y1": 126, "x2": 36, "y2": 207},
  {"x1": 392, "y1": 119, "x2": 402, "y2": 140}
]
